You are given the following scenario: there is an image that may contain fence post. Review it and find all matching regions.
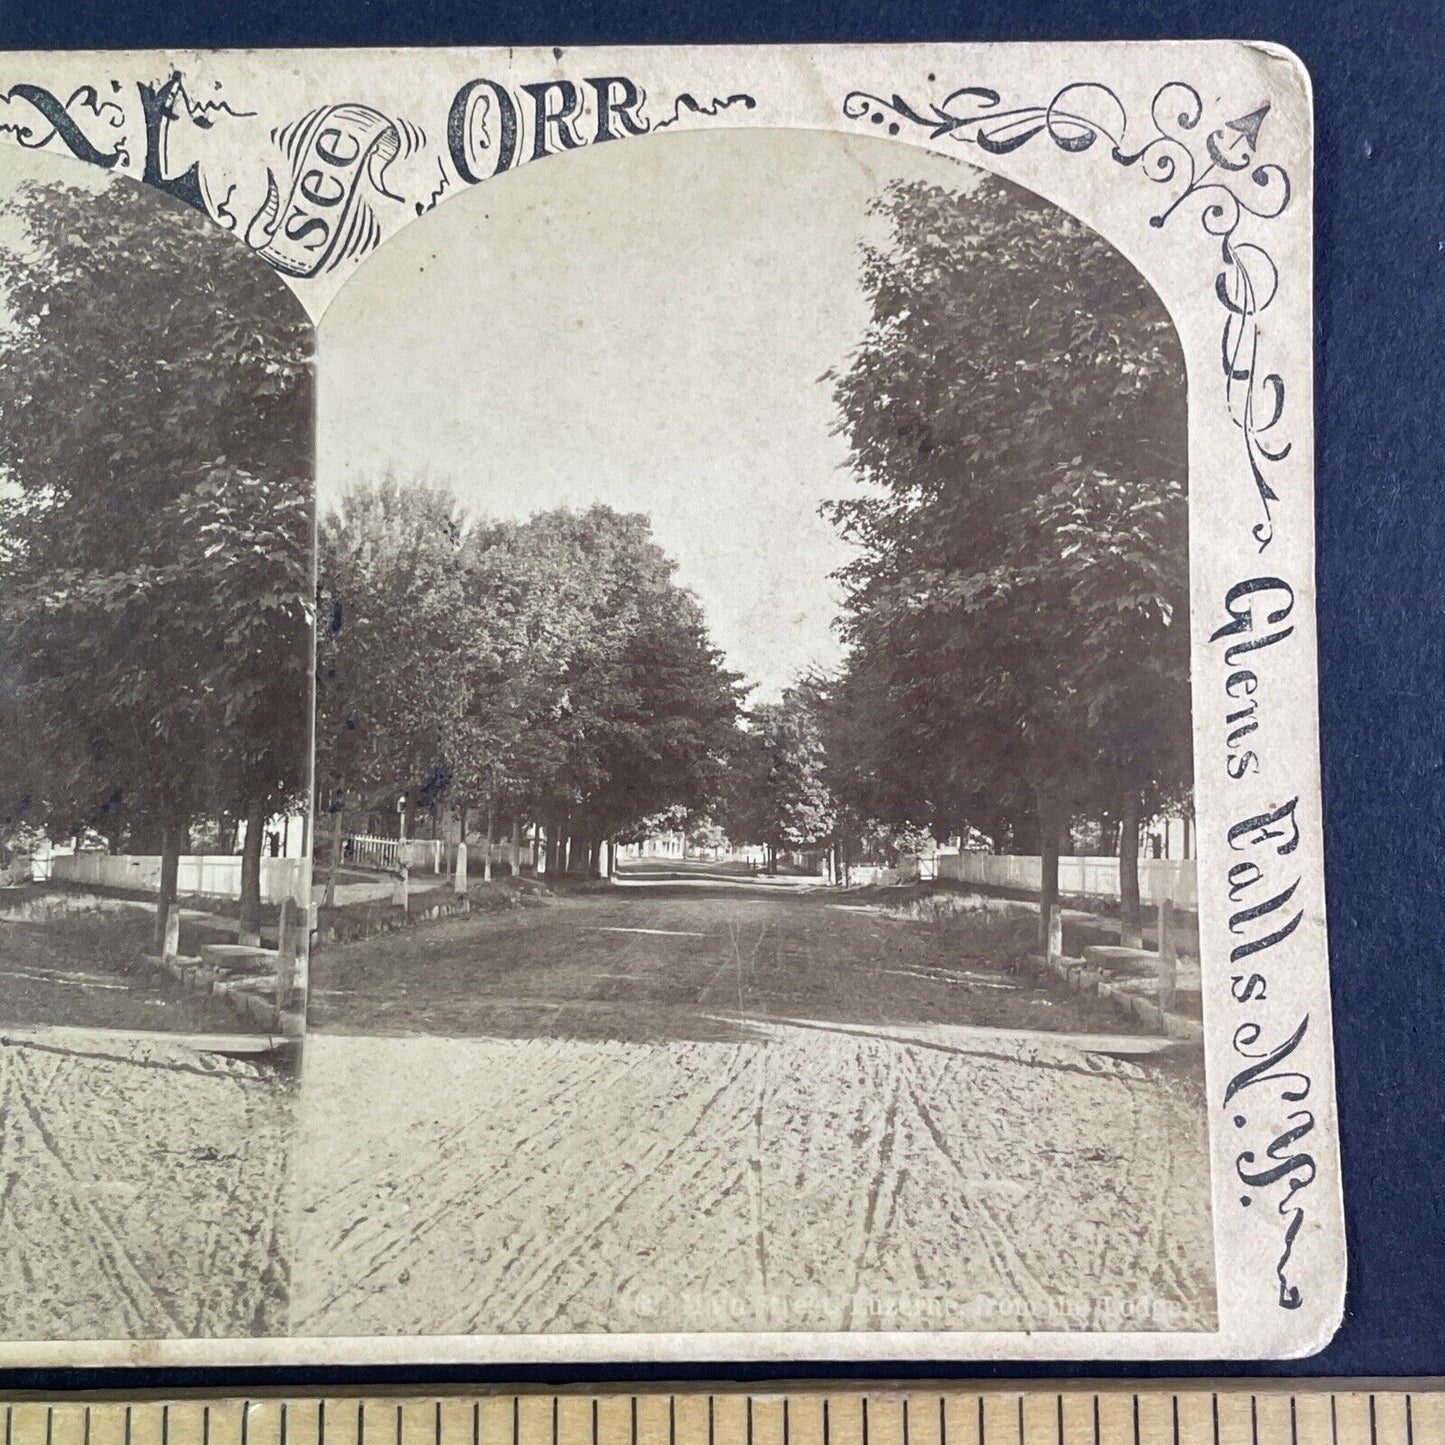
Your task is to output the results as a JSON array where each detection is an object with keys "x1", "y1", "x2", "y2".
[
  {"x1": 1156, "y1": 897, "x2": 1177, "y2": 1016},
  {"x1": 453, "y1": 841, "x2": 468, "y2": 897},
  {"x1": 1047, "y1": 903, "x2": 1063, "y2": 965}
]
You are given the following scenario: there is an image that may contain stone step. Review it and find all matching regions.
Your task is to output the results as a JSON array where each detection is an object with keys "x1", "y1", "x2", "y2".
[
  {"x1": 1081, "y1": 943, "x2": 1166, "y2": 978},
  {"x1": 199, "y1": 942, "x2": 278, "y2": 974}
]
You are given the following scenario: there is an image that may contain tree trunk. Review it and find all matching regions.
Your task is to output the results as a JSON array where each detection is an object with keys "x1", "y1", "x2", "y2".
[
  {"x1": 587, "y1": 835, "x2": 602, "y2": 878},
  {"x1": 1037, "y1": 793, "x2": 1061, "y2": 954},
  {"x1": 1119, "y1": 793, "x2": 1143, "y2": 948},
  {"x1": 323, "y1": 795, "x2": 344, "y2": 910},
  {"x1": 510, "y1": 814, "x2": 522, "y2": 876},
  {"x1": 482, "y1": 794, "x2": 495, "y2": 883},
  {"x1": 238, "y1": 797, "x2": 266, "y2": 946},
  {"x1": 155, "y1": 815, "x2": 182, "y2": 951}
]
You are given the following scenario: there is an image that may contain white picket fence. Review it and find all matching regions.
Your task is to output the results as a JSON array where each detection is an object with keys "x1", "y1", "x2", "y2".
[
  {"x1": 936, "y1": 851, "x2": 1196, "y2": 907},
  {"x1": 344, "y1": 834, "x2": 443, "y2": 873},
  {"x1": 49, "y1": 851, "x2": 308, "y2": 904}
]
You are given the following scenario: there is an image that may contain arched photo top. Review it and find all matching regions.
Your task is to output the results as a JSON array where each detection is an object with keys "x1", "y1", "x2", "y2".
[{"x1": 317, "y1": 125, "x2": 1187, "y2": 706}]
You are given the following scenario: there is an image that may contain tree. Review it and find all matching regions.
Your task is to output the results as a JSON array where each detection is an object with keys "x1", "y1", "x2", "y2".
[
  {"x1": 315, "y1": 476, "x2": 471, "y2": 900},
  {"x1": 316, "y1": 495, "x2": 744, "y2": 886},
  {"x1": 507, "y1": 506, "x2": 743, "y2": 873},
  {"x1": 738, "y1": 687, "x2": 836, "y2": 873},
  {"x1": 0, "y1": 175, "x2": 313, "y2": 941},
  {"x1": 825, "y1": 175, "x2": 1189, "y2": 942}
]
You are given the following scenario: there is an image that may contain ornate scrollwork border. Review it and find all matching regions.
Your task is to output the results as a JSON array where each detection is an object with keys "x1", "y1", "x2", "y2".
[{"x1": 843, "y1": 81, "x2": 1294, "y2": 551}]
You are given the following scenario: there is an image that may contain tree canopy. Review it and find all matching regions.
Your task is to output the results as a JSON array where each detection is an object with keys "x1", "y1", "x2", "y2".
[
  {"x1": 316, "y1": 483, "x2": 746, "y2": 873},
  {"x1": 0, "y1": 176, "x2": 313, "y2": 886},
  {"x1": 817, "y1": 174, "x2": 1191, "y2": 920}
]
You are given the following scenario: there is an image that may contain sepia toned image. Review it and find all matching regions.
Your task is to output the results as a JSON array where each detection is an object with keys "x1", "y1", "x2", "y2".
[
  {"x1": 0, "y1": 42, "x2": 1339, "y2": 1365},
  {"x1": 293, "y1": 127, "x2": 1213, "y2": 1340},
  {"x1": 0, "y1": 145, "x2": 313, "y2": 1339}
]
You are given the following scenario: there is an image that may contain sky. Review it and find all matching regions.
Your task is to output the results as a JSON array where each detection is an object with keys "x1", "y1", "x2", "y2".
[{"x1": 318, "y1": 128, "x2": 984, "y2": 701}]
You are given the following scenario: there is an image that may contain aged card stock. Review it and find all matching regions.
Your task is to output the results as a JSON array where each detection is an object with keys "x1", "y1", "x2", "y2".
[{"x1": 0, "y1": 42, "x2": 1340, "y2": 1364}]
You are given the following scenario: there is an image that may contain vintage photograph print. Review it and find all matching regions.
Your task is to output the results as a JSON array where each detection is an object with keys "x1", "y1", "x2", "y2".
[
  {"x1": 298, "y1": 129, "x2": 1212, "y2": 1343},
  {"x1": 0, "y1": 144, "x2": 314, "y2": 1340},
  {"x1": 0, "y1": 42, "x2": 1341, "y2": 1365}
]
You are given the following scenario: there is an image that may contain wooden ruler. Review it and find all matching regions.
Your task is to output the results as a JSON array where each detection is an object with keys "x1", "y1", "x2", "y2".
[{"x1": 1, "y1": 1388, "x2": 1440, "y2": 1445}]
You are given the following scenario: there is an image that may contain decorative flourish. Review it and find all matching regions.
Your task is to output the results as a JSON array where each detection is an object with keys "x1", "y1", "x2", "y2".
[
  {"x1": 168, "y1": 76, "x2": 257, "y2": 128},
  {"x1": 843, "y1": 81, "x2": 1293, "y2": 549},
  {"x1": 251, "y1": 103, "x2": 419, "y2": 277},
  {"x1": 206, "y1": 179, "x2": 240, "y2": 231},
  {"x1": 416, "y1": 157, "x2": 450, "y2": 217},
  {"x1": 0, "y1": 82, "x2": 129, "y2": 168},
  {"x1": 653, "y1": 92, "x2": 758, "y2": 131}
]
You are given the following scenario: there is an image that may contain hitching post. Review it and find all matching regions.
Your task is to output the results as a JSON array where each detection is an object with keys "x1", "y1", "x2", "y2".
[
  {"x1": 392, "y1": 793, "x2": 410, "y2": 909},
  {"x1": 162, "y1": 902, "x2": 181, "y2": 961},
  {"x1": 275, "y1": 896, "x2": 297, "y2": 1013},
  {"x1": 1047, "y1": 903, "x2": 1063, "y2": 965},
  {"x1": 1156, "y1": 896, "x2": 1178, "y2": 1015}
]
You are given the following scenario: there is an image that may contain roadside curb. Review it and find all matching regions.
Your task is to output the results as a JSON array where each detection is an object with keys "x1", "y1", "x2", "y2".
[
  {"x1": 145, "y1": 948, "x2": 304, "y2": 1039},
  {"x1": 1028, "y1": 949, "x2": 1204, "y2": 1044}
]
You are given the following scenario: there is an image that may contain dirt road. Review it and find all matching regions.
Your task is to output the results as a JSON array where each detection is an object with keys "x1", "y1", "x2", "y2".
[
  {"x1": 309, "y1": 867, "x2": 1132, "y2": 1041},
  {"x1": 0, "y1": 1033, "x2": 294, "y2": 1341},
  {"x1": 296, "y1": 871, "x2": 1215, "y2": 1337}
]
